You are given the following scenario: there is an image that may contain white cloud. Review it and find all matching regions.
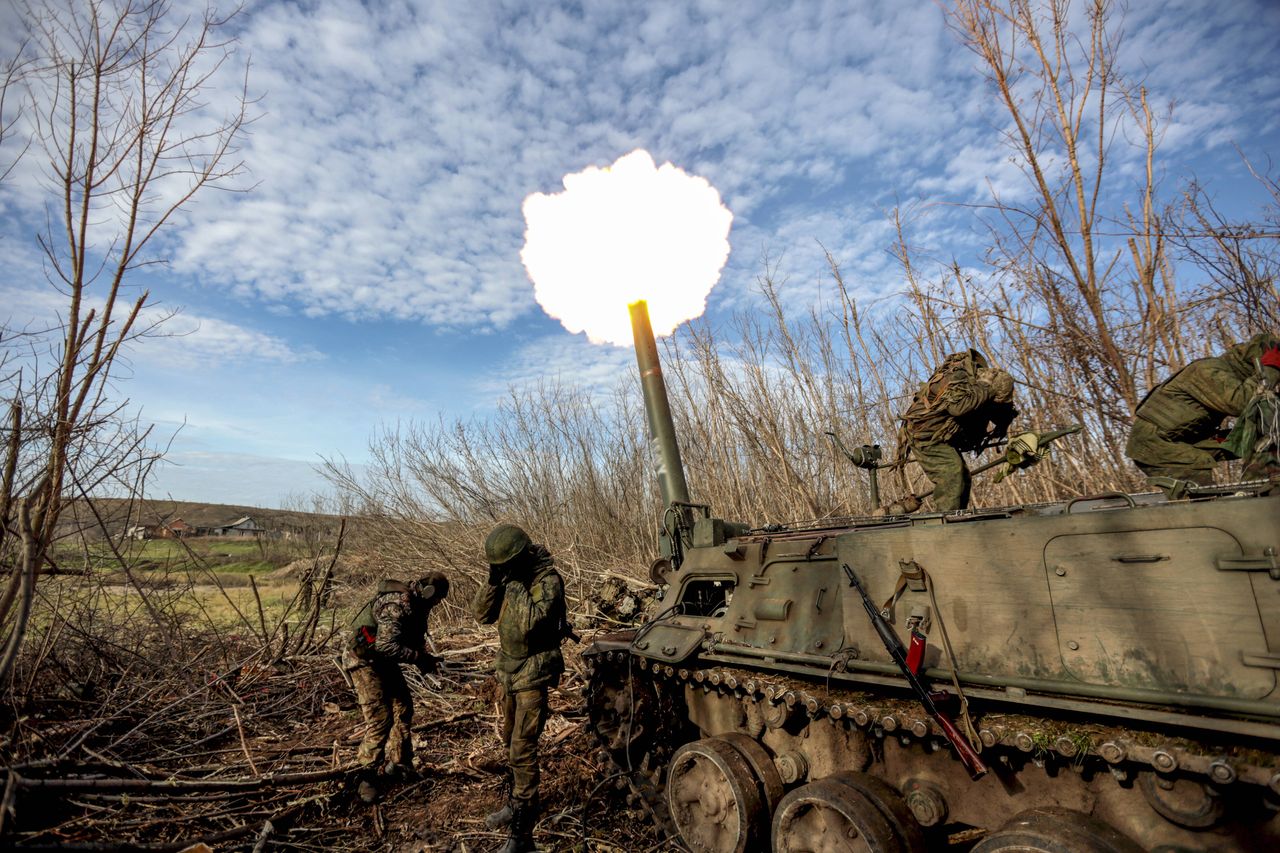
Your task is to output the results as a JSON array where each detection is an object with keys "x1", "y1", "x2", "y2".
[
  {"x1": 0, "y1": 245, "x2": 314, "y2": 372},
  {"x1": 136, "y1": 311, "x2": 321, "y2": 369},
  {"x1": 6, "y1": 0, "x2": 1277, "y2": 345},
  {"x1": 475, "y1": 333, "x2": 637, "y2": 404},
  {"x1": 165, "y1": 1, "x2": 981, "y2": 328},
  {"x1": 366, "y1": 383, "x2": 433, "y2": 416}
]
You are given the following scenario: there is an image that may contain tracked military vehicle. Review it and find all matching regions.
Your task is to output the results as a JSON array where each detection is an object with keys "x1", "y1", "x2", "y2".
[{"x1": 583, "y1": 302, "x2": 1280, "y2": 852}]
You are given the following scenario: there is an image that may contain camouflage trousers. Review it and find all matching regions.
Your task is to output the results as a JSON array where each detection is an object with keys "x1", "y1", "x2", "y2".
[
  {"x1": 1126, "y1": 419, "x2": 1220, "y2": 488},
  {"x1": 349, "y1": 662, "x2": 413, "y2": 769},
  {"x1": 501, "y1": 685, "x2": 549, "y2": 801},
  {"x1": 912, "y1": 441, "x2": 971, "y2": 511}
]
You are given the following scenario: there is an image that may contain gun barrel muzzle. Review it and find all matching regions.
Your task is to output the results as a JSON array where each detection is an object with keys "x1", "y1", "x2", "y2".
[{"x1": 630, "y1": 300, "x2": 691, "y2": 508}]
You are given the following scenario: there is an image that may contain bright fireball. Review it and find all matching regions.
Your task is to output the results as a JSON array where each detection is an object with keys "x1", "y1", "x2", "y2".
[{"x1": 521, "y1": 149, "x2": 733, "y2": 346}]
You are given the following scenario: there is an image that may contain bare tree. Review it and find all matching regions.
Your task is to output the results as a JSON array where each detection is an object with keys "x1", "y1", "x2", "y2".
[
  {"x1": 0, "y1": 0, "x2": 251, "y2": 683},
  {"x1": 942, "y1": 0, "x2": 1175, "y2": 418},
  {"x1": 1176, "y1": 168, "x2": 1280, "y2": 336}
]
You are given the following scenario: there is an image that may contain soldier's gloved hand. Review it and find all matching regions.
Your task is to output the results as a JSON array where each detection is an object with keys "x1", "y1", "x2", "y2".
[{"x1": 416, "y1": 654, "x2": 439, "y2": 675}]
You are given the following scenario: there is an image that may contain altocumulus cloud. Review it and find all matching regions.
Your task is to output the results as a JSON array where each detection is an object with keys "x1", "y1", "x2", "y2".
[
  {"x1": 172, "y1": 1, "x2": 980, "y2": 329},
  {"x1": 168, "y1": 0, "x2": 1278, "y2": 335},
  {"x1": 139, "y1": 312, "x2": 321, "y2": 370}
]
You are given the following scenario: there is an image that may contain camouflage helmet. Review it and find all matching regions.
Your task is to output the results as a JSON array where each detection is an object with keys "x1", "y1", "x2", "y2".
[
  {"x1": 943, "y1": 348, "x2": 989, "y2": 373},
  {"x1": 978, "y1": 367, "x2": 1015, "y2": 403},
  {"x1": 1223, "y1": 332, "x2": 1280, "y2": 378},
  {"x1": 485, "y1": 524, "x2": 531, "y2": 566}
]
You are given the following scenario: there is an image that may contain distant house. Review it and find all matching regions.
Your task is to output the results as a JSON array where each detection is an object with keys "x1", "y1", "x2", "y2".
[
  {"x1": 210, "y1": 516, "x2": 267, "y2": 537},
  {"x1": 125, "y1": 525, "x2": 152, "y2": 541},
  {"x1": 156, "y1": 518, "x2": 195, "y2": 539}
]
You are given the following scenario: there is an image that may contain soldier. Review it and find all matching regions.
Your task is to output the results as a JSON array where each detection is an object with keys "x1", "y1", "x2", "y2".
[
  {"x1": 1127, "y1": 332, "x2": 1280, "y2": 492},
  {"x1": 472, "y1": 524, "x2": 567, "y2": 853},
  {"x1": 342, "y1": 573, "x2": 448, "y2": 803},
  {"x1": 897, "y1": 348, "x2": 1018, "y2": 511}
]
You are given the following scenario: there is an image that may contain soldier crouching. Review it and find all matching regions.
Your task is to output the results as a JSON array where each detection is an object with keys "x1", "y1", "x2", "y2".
[
  {"x1": 342, "y1": 573, "x2": 448, "y2": 803},
  {"x1": 897, "y1": 348, "x2": 1018, "y2": 511},
  {"x1": 1127, "y1": 333, "x2": 1280, "y2": 494}
]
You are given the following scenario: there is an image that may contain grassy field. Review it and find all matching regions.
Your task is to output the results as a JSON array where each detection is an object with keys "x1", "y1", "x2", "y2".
[
  {"x1": 54, "y1": 536, "x2": 303, "y2": 578},
  {"x1": 30, "y1": 527, "x2": 364, "y2": 649},
  {"x1": 32, "y1": 571, "x2": 313, "y2": 635}
]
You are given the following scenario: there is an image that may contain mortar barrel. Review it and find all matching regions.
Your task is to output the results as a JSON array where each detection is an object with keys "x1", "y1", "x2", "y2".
[{"x1": 629, "y1": 300, "x2": 691, "y2": 508}]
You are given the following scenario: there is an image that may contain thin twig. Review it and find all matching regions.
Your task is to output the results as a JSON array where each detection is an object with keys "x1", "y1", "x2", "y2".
[{"x1": 232, "y1": 705, "x2": 259, "y2": 777}]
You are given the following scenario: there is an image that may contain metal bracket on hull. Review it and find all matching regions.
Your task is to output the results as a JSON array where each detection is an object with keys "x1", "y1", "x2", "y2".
[
  {"x1": 1242, "y1": 651, "x2": 1280, "y2": 669},
  {"x1": 1217, "y1": 547, "x2": 1279, "y2": 579}
]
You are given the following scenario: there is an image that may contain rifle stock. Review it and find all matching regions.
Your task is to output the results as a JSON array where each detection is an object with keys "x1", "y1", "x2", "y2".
[{"x1": 843, "y1": 563, "x2": 987, "y2": 779}]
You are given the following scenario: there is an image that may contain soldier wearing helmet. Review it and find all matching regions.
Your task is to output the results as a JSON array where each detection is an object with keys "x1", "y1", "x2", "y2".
[
  {"x1": 342, "y1": 572, "x2": 449, "y2": 803},
  {"x1": 1127, "y1": 332, "x2": 1280, "y2": 494},
  {"x1": 895, "y1": 348, "x2": 1019, "y2": 511},
  {"x1": 472, "y1": 524, "x2": 567, "y2": 853}
]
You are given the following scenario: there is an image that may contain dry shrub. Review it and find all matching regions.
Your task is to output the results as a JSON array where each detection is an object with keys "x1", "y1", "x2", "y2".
[
  {"x1": 325, "y1": 203, "x2": 1277, "y2": 620},
  {"x1": 322, "y1": 1, "x2": 1279, "y2": 612}
]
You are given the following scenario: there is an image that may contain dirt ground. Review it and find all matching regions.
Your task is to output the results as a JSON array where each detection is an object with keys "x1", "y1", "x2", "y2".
[
  {"x1": 2, "y1": 625, "x2": 668, "y2": 853},
  {"x1": 342, "y1": 639, "x2": 668, "y2": 853}
]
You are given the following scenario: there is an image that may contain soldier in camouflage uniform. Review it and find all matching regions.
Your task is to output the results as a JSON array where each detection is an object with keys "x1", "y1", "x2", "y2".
[
  {"x1": 342, "y1": 573, "x2": 448, "y2": 803},
  {"x1": 472, "y1": 524, "x2": 567, "y2": 853},
  {"x1": 897, "y1": 349, "x2": 1018, "y2": 511},
  {"x1": 1127, "y1": 333, "x2": 1280, "y2": 493}
]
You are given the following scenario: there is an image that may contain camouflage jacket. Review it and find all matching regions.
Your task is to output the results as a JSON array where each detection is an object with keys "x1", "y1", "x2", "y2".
[
  {"x1": 345, "y1": 579, "x2": 430, "y2": 669},
  {"x1": 900, "y1": 352, "x2": 1017, "y2": 452},
  {"x1": 1136, "y1": 334, "x2": 1280, "y2": 444},
  {"x1": 471, "y1": 544, "x2": 566, "y2": 693}
]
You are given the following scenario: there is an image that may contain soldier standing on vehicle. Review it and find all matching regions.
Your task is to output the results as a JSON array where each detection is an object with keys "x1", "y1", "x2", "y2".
[
  {"x1": 342, "y1": 573, "x2": 448, "y2": 803},
  {"x1": 1127, "y1": 332, "x2": 1280, "y2": 493},
  {"x1": 472, "y1": 524, "x2": 568, "y2": 853},
  {"x1": 896, "y1": 348, "x2": 1018, "y2": 511}
]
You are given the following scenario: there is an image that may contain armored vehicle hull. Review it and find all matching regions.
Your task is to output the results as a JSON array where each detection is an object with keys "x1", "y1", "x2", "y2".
[{"x1": 585, "y1": 485, "x2": 1280, "y2": 852}]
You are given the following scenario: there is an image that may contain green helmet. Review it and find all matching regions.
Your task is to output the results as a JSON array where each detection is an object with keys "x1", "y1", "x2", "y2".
[
  {"x1": 942, "y1": 348, "x2": 989, "y2": 373},
  {"x1": 485, "y1": 524, "x2": 531, "y2": 566}
]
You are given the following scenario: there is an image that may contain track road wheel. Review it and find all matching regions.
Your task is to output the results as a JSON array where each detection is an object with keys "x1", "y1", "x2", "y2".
[
  {"x1": 666, "y1": 737, "x2": 767, "y2": 853},
  {"x1": 971, "y1": 807, "x2": 1144, "y2": 853},
  {"x1": 771, "y1": 777, "x2": 905, "y2": 853},
  {"x1": 1137, "y1": 771, "x2": 1225, "y2": 829},
  {"x1": 718, "y1": 732, "x2": 786, "y2": 813},
  {"x1": 828, "y1": 772, "x2": 927, "y2": 852}
]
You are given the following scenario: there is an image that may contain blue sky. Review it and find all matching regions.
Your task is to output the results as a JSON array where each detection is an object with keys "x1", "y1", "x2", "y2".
[{"x1": 1, "y1": 0, "x2": 1278, "y2": 508}]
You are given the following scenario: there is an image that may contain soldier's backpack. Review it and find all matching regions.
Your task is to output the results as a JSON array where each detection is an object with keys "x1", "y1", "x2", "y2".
[{"x1": 348, "y1": 579, "x2": 411, "y2": 659}]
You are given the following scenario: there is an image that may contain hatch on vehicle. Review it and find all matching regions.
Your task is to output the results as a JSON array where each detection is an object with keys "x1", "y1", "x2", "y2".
[{"x1": 1044, "y1": 527, "x2": 1275, "y2": 699}]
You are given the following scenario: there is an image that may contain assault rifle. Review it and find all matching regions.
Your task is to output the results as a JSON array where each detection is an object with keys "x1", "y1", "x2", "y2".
[
  {"x1": 971, "y1": 423, "x2": 1082, "y2": 463},
  {"x1": 842, "y1": 562, "x2": 988, "y2": 780}
]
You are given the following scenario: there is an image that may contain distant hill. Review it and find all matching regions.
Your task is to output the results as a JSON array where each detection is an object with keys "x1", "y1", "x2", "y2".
[{"x1": 58, "y1": 497, "x2": 346, "y2": 538}]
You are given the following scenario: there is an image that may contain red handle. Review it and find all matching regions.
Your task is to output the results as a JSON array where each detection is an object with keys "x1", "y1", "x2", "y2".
[{"x1": 933, "y1": 711, "x2": 987, "y2": 779}]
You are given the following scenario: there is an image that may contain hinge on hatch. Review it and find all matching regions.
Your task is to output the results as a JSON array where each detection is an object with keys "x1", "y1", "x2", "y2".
[
  {"x1": 1216, "y1": 547, "x2": 1278, "y2": 580},
  {"x1": 1242, "y1": 651, "x2": 1280, "y2": 669}
]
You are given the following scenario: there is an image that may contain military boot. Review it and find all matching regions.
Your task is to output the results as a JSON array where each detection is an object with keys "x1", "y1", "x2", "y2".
[
  {"x1": 384, "y1": 761, "x2": 422, "y2": 783},
  {"x1": 497, "y1": 795, "x2": 538, "y2": 853},
  {"x1": 484, "y1": 797, "x2": 515, "y2": 830},
  {"x1": 485, "y1": 773, "x2": 515, "y2": 829},
  {"x1": 355, "y1": 767, "x2": 381, "y2": 805}
]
